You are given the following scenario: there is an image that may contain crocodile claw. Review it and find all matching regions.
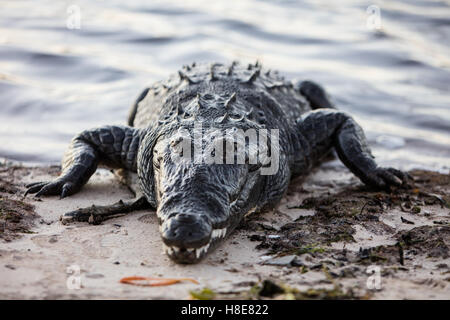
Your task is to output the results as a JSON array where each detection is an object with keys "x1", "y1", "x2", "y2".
[
  {"x1": 25, "y1": 179, "x2": 78, "y2": 198},
  {"x1": 24, "y1": 182, "x2": 49, "y2": 196},
  {"x1": 365, "y1": 167, "x2": 411, "y2": 190},
  {"x1": 60, "y1": 208, "x2": 92, "y2": 225}
]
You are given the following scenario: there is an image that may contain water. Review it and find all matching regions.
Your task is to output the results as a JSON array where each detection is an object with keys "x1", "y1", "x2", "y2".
[{"x1": 0, "y1": 0, "x2": 449, "y2": 171}]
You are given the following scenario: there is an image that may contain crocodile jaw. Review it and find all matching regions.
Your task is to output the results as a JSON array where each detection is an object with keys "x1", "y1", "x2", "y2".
[{"x1": 162, "y1": 227, "x2": 228, "y2": 263}]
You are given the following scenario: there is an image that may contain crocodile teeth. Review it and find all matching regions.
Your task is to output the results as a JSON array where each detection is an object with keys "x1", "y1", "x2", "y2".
[
  {"x1": 163, "y1": 243, "x2": 210, "y2": 259},
  {"x1": 162, "y1": 244, "x2": 173, "y2": 255},
  {"x1": 162, "y1": 227, "x2": 227, "y2": 259},
  {"x1": 211, "y1": 227, "x2": 227, "y2": 240},
  {"x1": 163, "y1": 244, "x2": 195, "y2": 255},
  {"x1": 195, "y1": 243, "x2": 211, "y2": 259}
]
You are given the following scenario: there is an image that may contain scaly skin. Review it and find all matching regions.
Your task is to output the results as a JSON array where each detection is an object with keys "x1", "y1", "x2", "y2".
[{"x1": 26, "y1": 61, "x2": 409, "y2": 263}]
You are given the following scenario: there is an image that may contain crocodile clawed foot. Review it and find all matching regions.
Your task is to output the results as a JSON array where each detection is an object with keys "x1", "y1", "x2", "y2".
[
  {"x1": 61, "y1": 202, "x2": 127, "y2": 225},
  {"x1": 60, "y1": 197, "x2": 150, "y2": 225},
  {"x1": 25, "y1": 179, "x2": 78, "y2": 198},
  {"x1": 366, "y1": 167, "x2": 413, "y2": 191},
  {"x1": 60, "y1": 205, "x2": 111, "y2": 225}
]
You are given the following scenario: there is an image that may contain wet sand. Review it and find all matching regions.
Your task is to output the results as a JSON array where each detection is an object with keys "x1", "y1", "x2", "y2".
[{"x1": 0, "y1": 160, "x2": 448, "y2": 299}]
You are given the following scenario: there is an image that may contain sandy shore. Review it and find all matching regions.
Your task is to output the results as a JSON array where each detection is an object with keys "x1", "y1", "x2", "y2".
[{"x1": 0, "y1": 160, "x2": 448, "y2": 299}]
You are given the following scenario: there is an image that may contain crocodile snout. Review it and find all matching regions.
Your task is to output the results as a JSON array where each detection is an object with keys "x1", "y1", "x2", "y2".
[{"x1": 161, "y1": 212, "x2": 212, "y2": 249}]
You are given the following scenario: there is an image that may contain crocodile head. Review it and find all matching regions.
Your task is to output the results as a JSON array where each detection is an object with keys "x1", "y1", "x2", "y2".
[{"x1": 138, "y1": 123, "x2": 277, "y2": 263}]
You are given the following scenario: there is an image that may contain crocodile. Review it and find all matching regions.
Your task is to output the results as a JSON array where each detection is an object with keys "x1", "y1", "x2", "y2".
[{"x1": 25, "y1": 61, "x2": 409, "y2": 263}]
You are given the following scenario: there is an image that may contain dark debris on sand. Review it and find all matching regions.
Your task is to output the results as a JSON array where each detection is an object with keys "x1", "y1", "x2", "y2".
[
  {"x1": 236, "y1": 169, "x2": 450, "y2": 299},
  {"x1": 0, "y1": 162, "x2": 60, "y2": 241}
]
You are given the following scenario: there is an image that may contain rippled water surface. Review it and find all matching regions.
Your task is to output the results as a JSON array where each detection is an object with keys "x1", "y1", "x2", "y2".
[{"x1": 1, "y1": 0, "x2": 449, "y2": 170}]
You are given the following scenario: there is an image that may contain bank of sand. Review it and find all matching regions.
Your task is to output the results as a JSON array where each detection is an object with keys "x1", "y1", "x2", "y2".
[{"x1": 0, "y1": 160, "x2": 449, "y2": 299}]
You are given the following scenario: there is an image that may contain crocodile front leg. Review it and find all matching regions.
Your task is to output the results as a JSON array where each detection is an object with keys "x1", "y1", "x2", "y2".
[
  {"x1": 294, "y1": 109, "x2": 410, "y2": 189},
  {"x1": 61, "y1": 196, "x2": 150, "y2": 225},
  {"x1": 26, "y1": 125, "x2": 144, "y2": 198}
]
